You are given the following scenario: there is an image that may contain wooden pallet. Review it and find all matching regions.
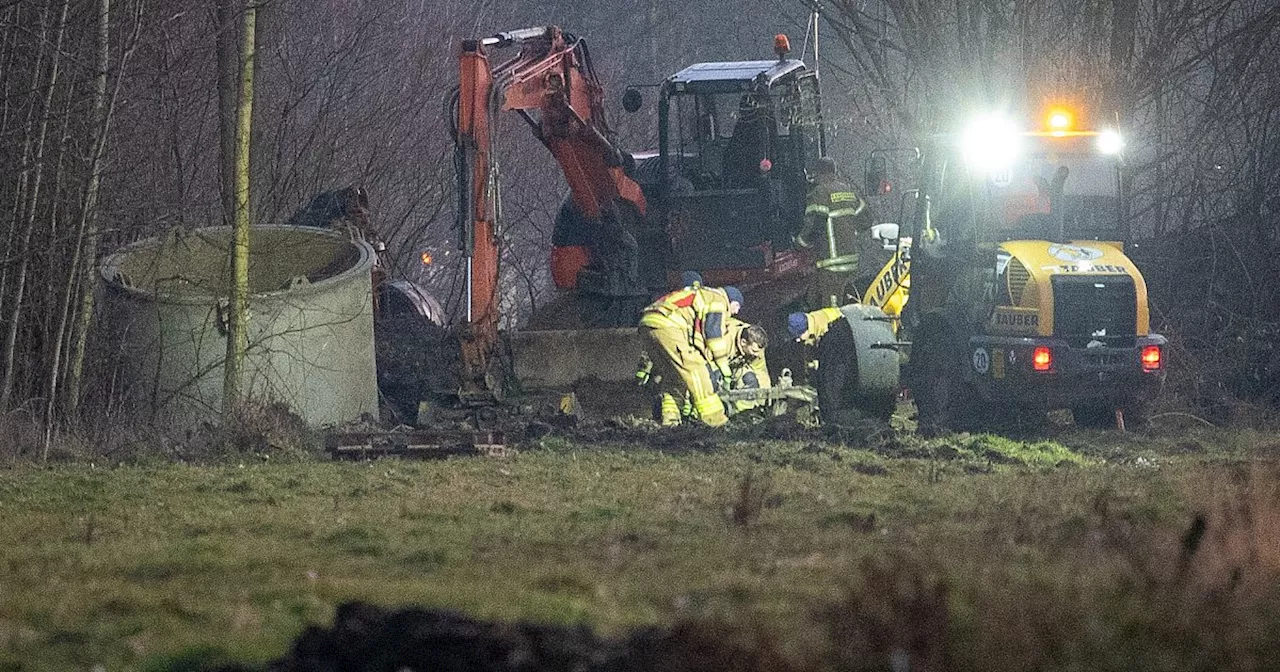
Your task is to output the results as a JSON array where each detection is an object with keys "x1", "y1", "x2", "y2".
[{"x1": 325, "y1": 429, "x2": 510, "y2": 459}]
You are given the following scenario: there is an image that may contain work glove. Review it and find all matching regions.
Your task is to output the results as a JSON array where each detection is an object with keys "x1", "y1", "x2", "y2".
[
  {"x1": 635, "y1": 356, "x2": 653, "y2": 386},
  {"x1": 719, "y1": 361, "x2": 734, "y2": 389}
]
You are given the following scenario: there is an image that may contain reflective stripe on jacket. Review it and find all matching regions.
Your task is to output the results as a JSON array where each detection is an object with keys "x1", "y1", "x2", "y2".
[
  {"x1": 799, "y1": 176, "x2": 868, "y2": 257},
  {"x1": 706, "y1": 317, "x2": 747, "y2": 367},
  {"x1": 639, "y1": 287, "x2": 733, "y2": 357},
  {"x1": 805, "y1": 178, "x2": 867, "y2": 224}
]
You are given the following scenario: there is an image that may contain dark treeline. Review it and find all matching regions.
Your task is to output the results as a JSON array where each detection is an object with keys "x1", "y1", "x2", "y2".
[{"x1": 1, "y1": 0, "x2": 1277, "y2": 432}]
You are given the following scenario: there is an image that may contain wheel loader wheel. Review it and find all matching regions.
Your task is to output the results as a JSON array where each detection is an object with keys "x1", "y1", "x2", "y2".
[
  {"x1": 816, "y1": 319, "x2": 895, "y2": 426},
  {"x1": 914, "y1": 372, "x2": 960, "y2": 437},
  {"x1": 1071, "y1": 403, "x2": 1116, "y2": 429},
  {"x1": 910, "y1": 330, "x2": 975, "y2": 437},
  {"x1": 1072, "y1": 398, "x2": 1149, "y2": 430},
  {"x1": 1122, "y1": 398, "x2": 1152, "y2": 430}
]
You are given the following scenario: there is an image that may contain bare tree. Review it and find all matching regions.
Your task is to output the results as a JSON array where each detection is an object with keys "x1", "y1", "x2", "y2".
[
  {"x1": 221, "y1": 0, "x2": 256, "y2": 421},
  {"x1": 58, "y1": 0, "x2": 143, "y2": 425}
]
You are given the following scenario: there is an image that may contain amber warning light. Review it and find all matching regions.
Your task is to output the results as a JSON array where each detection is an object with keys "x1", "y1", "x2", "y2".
[
  {"x1": 774, "y1": 34, "x2": 791, "y2": 59},
  {"x1": 1046, "y1": 108, "x2": 1074, "y2": 136},
  {"x1": 421, "y1": 252, "x2": 433, "y2": 265}
]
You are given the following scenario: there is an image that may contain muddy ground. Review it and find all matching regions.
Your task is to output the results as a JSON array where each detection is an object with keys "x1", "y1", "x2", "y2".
[{"x1": 226, "y1": 601, "x2": 794, "y2": 672}]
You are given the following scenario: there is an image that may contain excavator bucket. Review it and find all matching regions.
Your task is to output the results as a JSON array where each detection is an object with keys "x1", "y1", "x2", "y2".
[
  {"x1": 506, "y1": 277, "x2": 811, "y2": 391},
  {"x1": 508, "y1": 328, "x2": 645, "y2": 388}
]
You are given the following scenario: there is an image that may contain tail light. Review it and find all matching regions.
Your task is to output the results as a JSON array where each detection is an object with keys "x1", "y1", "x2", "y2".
[
  {"x1": 1032, "y1": 346, "x2": 1053, "y2": 372},
  {"x1": 1141, "y1": 345, "x2": 1162, "y2": 371}
]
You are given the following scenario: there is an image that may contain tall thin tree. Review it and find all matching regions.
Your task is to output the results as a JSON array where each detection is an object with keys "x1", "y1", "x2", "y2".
[
  {"x1": 62, "y1": 0, "x2": 142, "y2": 421},
  {"x1": 0, "y1": 0, "x2": 70, "y2": 412},
  {"x1": 222, "y1": 0, "x2": 256, "y2": 421}
]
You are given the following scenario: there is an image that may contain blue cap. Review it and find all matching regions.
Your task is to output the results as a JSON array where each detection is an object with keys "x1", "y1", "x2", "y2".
[
  {"x1": 788, "y1": 312, "x2": 809, "y2": 338},
  {"x1": 680, "y1": 270, "x2": 702, "y2": 287},
  {"x1": 724, "y1": 286, "x2": 744, "y2": 307}
]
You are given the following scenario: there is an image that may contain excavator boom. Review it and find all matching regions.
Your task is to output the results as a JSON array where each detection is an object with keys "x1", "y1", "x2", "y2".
[{"x1": 451, "y1": 26, "x2": 646, "y2": 397}]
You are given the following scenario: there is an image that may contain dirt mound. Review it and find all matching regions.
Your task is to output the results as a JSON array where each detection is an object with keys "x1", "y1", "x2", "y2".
[{"x1": 255, "y1": 601, "x2": 796, "y2": 672}]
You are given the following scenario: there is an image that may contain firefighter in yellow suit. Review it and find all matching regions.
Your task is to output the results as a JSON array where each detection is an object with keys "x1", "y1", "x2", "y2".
[
  {"x1": 639, "y1": 285, "x2": 744, "y2": 427},
  {"x1": 788, "y1": 307, "x2": 844, "y2": 345},
  {"x1": 708, "y1": 319, "x2": 771, "y2": 412},
  {"x1": 788, "y1": 307, "x2": 844, "y2": 390}
]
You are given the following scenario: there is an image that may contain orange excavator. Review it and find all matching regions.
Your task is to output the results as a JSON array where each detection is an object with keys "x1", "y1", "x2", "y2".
[
  {"x1": 450, "y1": 26, "x2": 649, "y2": 400},
  {"x1": 451, "y1": 26, "x2": 832, "y2": 402}
]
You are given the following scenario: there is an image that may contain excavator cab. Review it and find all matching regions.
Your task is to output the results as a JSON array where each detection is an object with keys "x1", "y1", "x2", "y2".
[{"x1": 645, "y1": 59, "x2": 825, "y2": 273}]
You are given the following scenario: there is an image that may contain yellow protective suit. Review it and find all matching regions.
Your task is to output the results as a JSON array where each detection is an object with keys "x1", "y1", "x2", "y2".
[{"x1": 639, "y1": 287, "x2": 734, "y2": 427}]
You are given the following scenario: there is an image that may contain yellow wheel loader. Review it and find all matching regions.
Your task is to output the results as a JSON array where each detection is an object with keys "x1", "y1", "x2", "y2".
[{"x1": 816, "y1": 109, "x2": 1167, "y2": 431}]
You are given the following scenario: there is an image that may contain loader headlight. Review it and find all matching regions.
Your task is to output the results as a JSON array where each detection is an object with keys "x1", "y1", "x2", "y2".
[
  {"x1": 1097, "y1": 129, "x2": 1124, "y2": 155},
  {"x1": 961, "y1": 114, "x2": 1022, "y2": 173}
]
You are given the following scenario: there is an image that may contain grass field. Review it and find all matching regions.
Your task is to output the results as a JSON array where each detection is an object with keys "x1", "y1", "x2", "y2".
[{"x1": 3, "y1": 419, "x2": 1280, "y2": 670}]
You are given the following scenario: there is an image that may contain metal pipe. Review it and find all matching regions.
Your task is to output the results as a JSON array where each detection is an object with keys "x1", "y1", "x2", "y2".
[
  {"x1": 812, "y1": 5, "x2": 819, "y2": 79},
  {"x1": 480, "y1": 26, "x2": 550, "y2": 49}
]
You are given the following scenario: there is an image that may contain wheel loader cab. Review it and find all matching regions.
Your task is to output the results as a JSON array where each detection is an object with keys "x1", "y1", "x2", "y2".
[
  {"x1": 972, "y1": 134, "x2": 1125, "y2": 246},
  {"x1": 908, "y1": 126, "x2": 1130, "y2": 327},
  {"x1": 654, "y1": 60, "x2": 825, "y2": 272}
]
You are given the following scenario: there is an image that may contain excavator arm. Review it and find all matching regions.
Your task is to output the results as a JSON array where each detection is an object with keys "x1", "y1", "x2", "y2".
[{"x1": 450, "y1": 26, "x2": 646, "y2": 399}]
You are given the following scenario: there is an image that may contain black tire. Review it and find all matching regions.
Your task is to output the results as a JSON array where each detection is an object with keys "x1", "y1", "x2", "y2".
[
  {"x1": 817, "y1": 319, "x2": 895, "y2": 425},
  {"x1": 985, "y1": 402, "x2": 1048, "y2": 435},
  {"x1": 914, "y1": 369, "x2": 976, "y2": 437},
  {"x1": 1121, "y1": 398, "x2": 1152, "y2": 430},
  {"x1": 1073, "y1": 399, "x2": 1149, "y2": 430},
  {"x1": 1071, "y1": 403, "x2": 1118, "y2": 429}
]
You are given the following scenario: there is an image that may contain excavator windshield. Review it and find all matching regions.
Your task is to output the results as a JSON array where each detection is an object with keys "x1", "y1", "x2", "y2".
[
  {"x1": 667, "y1": 91, "x2": 777, "y2": 190},
  {"x1": 654, "y1": 59, "x2": 824, "y2": 270}
]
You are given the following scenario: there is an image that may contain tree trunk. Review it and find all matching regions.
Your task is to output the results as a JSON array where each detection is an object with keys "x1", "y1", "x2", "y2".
[
  {"x1": 0, "y1": 0, "x2": 69, "y2": 412},
  {"x1": 43, "y1": 0, "x2": 111, "y2": 457},
  {"x1": 222, "y1": 0, "x2": 256, "y2": 422},
  {"x1": 62, "y1": 0, "x2": 142, "y2": 421}
]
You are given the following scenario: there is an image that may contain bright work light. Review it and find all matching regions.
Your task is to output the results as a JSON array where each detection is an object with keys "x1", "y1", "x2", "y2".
[
  {"x1": 961, "y1": 114, "x2": 1022, "y2": 172},
  {"x1": 1097, "y1": 129, "x2": 1124, "y2": 154}
]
